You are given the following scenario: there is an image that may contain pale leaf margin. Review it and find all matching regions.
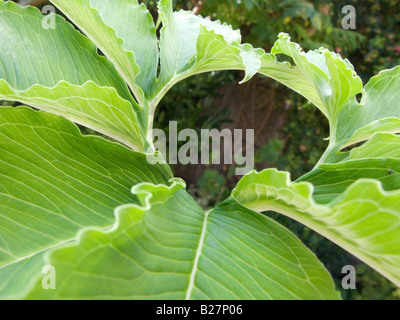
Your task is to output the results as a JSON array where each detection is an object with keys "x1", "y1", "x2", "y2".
[{"x1": 231, "y1": 169, "x2": 400, "y2": 287}]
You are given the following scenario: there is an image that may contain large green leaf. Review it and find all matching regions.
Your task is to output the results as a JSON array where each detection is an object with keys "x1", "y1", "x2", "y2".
[
  {"x1": 25, "y1": 179, "x2": 339, "y2": 300},
  {"x1": 0, "y1": 107, "x2": 172, "y2": 299},
  {"x1": 232, "y1": 169, "x2": 400, "y2": 287},
  {"x1": 0, "y1": 1, "x2": 145, "y2": 150},
  {"x1": 0, "y1": 2, "x2": 127, "y2": 96},
  {"x1": 0, "y1": 81, "x2": 144, "y2": 150},
  {"x1": 49, "y1": 0, "x2": 158, "y2": 105}
]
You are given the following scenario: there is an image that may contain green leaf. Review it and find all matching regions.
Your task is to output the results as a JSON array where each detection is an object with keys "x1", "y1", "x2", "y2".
[
  {"x1": 25, "y1": 179, "x2": 339, "y2": 300},
  {"x1": 316, "y1": 66, "x2": 400, "y2": 165},
  {"x1": 232, "y1": 169, "x2": 400, "y2": 287},
  {"x1": 299, "y1": 159, "x2": 400, "y2": 203},
  {"x1": 249, "y1": 37, "x2": 400, "y2": 288},
  {"x1": 0, "y1": 81, "x2": 144, "y2": 150},
  {"x1": 258, "y1": 52, "x2": 325, "y2": 111},
  {"x1": 268, "y1": 36, "x2": 400, "y2": 202},
  {"x1": 0, "y1": 107, "x2": 172, "y2": 299},
  {"x1": 350, "y1": 133, "x2": 400, "y2": 160},
  {"x1": 49, "y1": 0, "x2": 158, "y2": 105},
  {"x1": 0, "y1": 1, "x2": 145, "y2": 150},
  {"x1": 154, "y1": 1, "x2": 261, "y2": 105},
  {"x1": 0, "y1": 1, "x2": 129, "y2": 100},
  {"x1": 341, "y1": 117, "x2": 400, "y2": 150},
  {"x1": 297, "y1": 67, "x2": 400, "y2": 199},
  {"x1": 336, "y1": 67, "x2": 400, "y2": 153},
  {"x1": 270, "y1": 33, "x2": 363, "y2": 121}
]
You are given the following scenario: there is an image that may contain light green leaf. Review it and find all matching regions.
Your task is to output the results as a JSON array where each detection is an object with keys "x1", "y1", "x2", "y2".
[
  {"x1": 269, "y1": 37, "x2": 400, "y2": 215},
  {"x1": 25, "y1": 179, "x2": 339, "y2": 300},
  {"x1": 0, "y1": 81, "x2": 144, "y2": 150},
  {"x1": 258, "y1": 52, "x2": 325, "y2": 110},
  {"x1": 315, "y1": 66, "x2": 400, "y2": 164},
  {"x1": 154, "y1": 1, "x2": 261, "y2": 105},
  {"x1": 297, "y1": 67, "x2": 400, "y2": 200},
  {"x1": 0, "y1": 1, "x2": 145, "y2": 150},
  {"x1": 270, "y1": 33, "x2": 363, "y2": 121},
  {"x1": 256, "y1": 40, "x2": 400, "y2": 285},
  {"x1": 341, "y1": 117, "x2": 400, "y2": 150},
  {"x1": 232, "y1": 169, "x2": 400, "y2": 287},
  {"x1": 350, "y1": 133, "x2": 400, "y2": 160},
  {"x1": 0, "y1": 1, "x2": 130, "y2": 100},
  {"x1": 49, "y1": 0, "x2": 158, "y2": 104},
  {"x1": 299, "y1": 159, "x2": 400, "y2": 203},
  {"x1": 336, "y1": 67, "x2": 400, "y2": 151},
  {"x1": 0, "y1": 107, "x2": 172, "y2": 299}
]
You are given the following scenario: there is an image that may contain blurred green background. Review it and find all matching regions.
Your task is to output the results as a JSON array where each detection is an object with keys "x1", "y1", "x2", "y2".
[{"x1": 8, "y1": 0, "x2": 400, "y2": 299}]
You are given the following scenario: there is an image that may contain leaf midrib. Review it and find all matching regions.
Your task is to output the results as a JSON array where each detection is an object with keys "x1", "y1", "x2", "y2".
[{"x1": 185, "y1": 209, "x2": 210, "y2": 300}]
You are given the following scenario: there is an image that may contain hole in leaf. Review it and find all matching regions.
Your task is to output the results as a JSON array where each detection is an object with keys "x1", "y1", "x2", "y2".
[
  {"x1": 340, "y1": 140, "x2": 366, "y2": 152},
  {"x1": 356, "y1": 93, "x2": 362, "y2": 103}
]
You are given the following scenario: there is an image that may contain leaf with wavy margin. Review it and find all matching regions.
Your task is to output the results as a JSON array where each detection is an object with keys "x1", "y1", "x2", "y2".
[
  {"x1": 231, "y1": 169, "x2": 400, "y2": 287},
  {"x1": 0, "y1": 107, "x2": 171, "y2": 299},
  {"x1": 24, "y1": 179, "x2": 339, "y2": 300},
  {"x1": 154, "y1": 1, "x2": 260, "y2": 104},
  {"x1": 49, "y1": 0, "x2": 158, "y2": 105},
  {"x1": 0, "y1": 1, "x2": 145, "y2": 150}
]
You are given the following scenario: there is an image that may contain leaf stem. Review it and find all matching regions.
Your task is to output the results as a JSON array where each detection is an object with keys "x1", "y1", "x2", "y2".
[{"x1": 314, "y1": 117, "x2": 337, "y2": 168}]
